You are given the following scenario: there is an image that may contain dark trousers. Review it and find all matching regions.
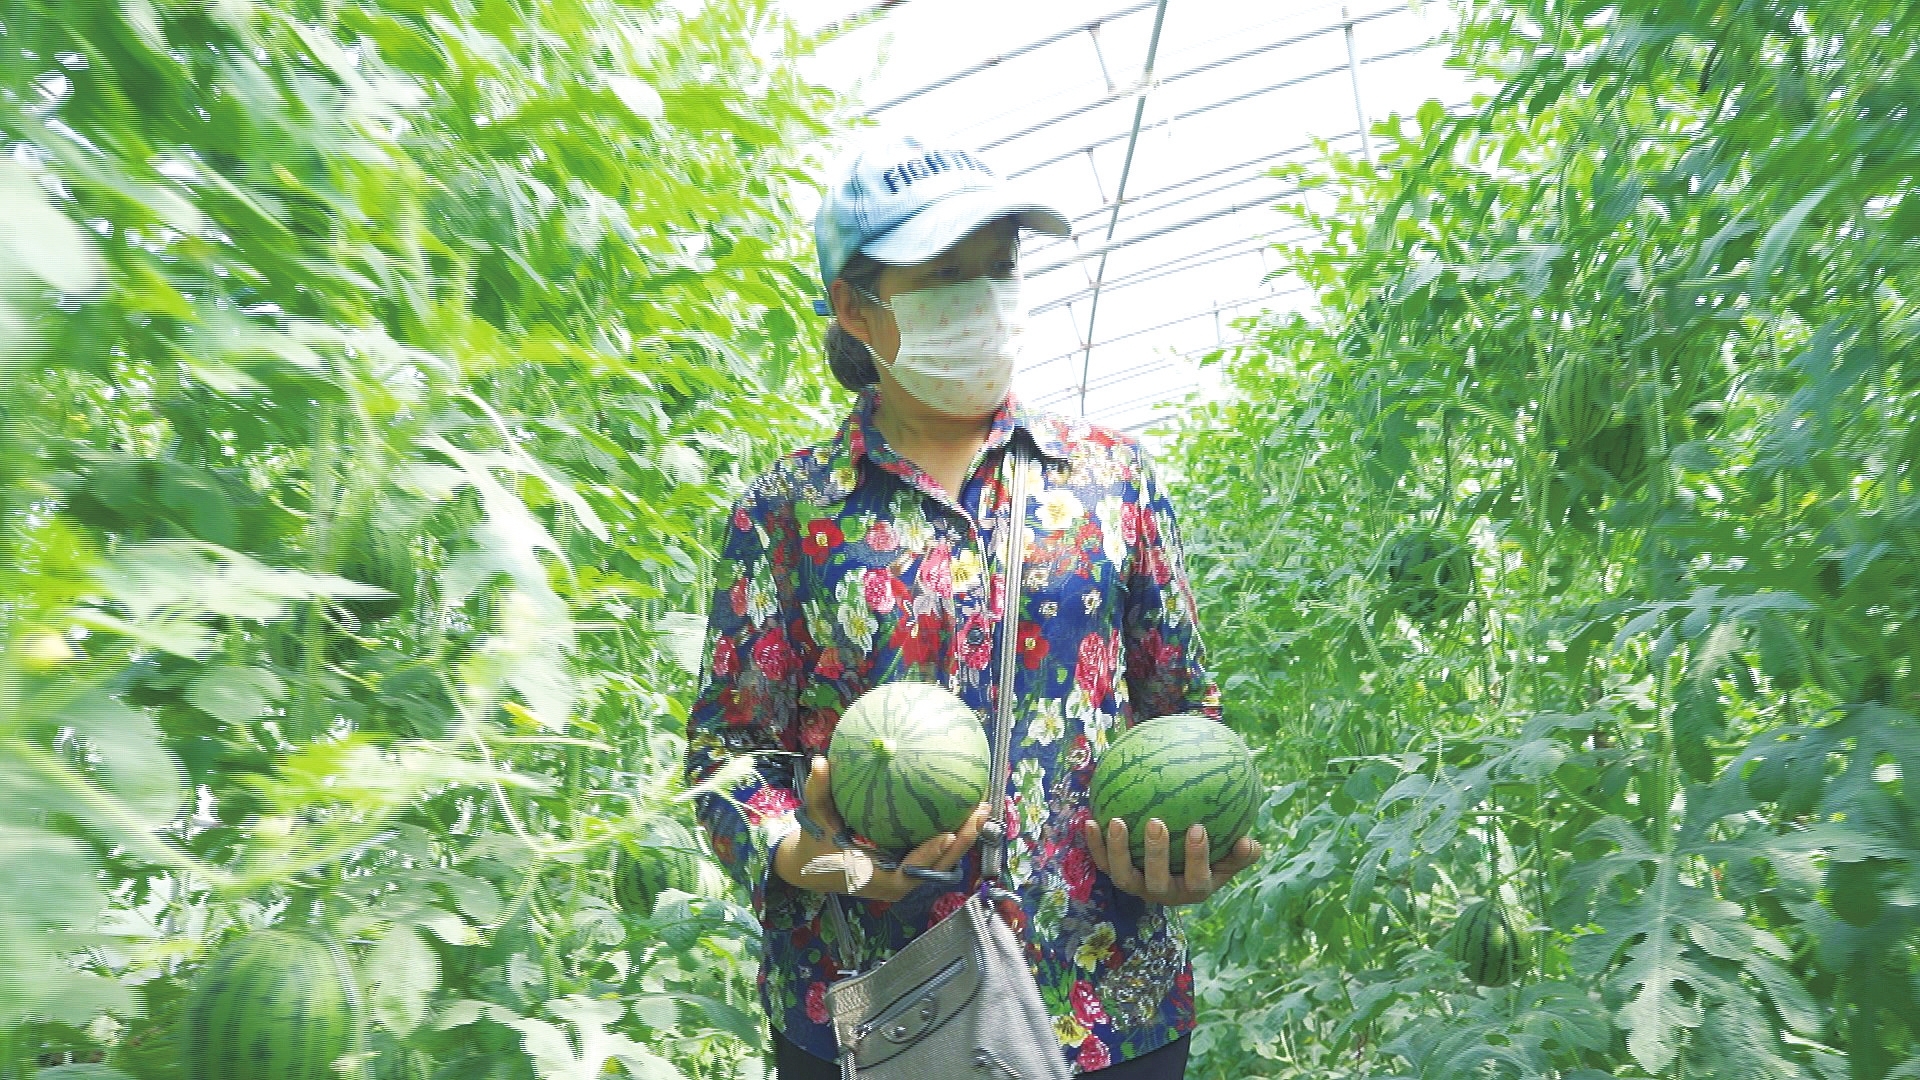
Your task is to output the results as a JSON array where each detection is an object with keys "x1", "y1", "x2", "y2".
[{"x1": 772, "y1": 1025, "x2": 1191, "y2": 1079}]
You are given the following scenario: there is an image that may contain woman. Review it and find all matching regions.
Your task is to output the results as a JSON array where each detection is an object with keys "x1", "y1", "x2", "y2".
[{"x1": 683, "y1": 134, "x2": 1262, "y2": 1079}]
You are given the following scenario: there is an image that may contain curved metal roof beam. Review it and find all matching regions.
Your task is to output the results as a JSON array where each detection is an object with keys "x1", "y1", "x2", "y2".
[
  {"x1": 1076, "y1": 0, "x2": 1173, "y2": 416},
  {"x1": 863, "y1": 0, "x2": 1163, "y2": 115}
]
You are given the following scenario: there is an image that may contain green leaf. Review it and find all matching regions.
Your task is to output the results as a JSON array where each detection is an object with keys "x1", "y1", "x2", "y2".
[
  {"x1": 443, "y1": 995, "x2": 686, "y2": 1080},
  {"x1": 1749, "y1": 180, "x2": 1837, "y2": 296},
  {"x1": 50, "y1": 691, "x2": 188, "y2": 829},
  {"x1": 0, "y1": 161, "x2": 104, "y2": 296},
  {"x1": 363, "y1": 927, "x2": 439, "y2": 1036},
  {"x1": 1566, "y1": 818, "x2": 1789, "y2": 1074},
  {"x1": 185, "y1": 664, "x2": 287, "y2": 727},
  {"x1": 0, "y1": 823, "x2": 132, "y2": 1025}
]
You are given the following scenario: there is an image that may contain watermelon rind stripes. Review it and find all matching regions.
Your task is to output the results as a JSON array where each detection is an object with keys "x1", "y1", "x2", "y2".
[
  {"x1": 830, "y1": 682, "x2": 990, "y2": 854},
  {"x1": 1450, "y1": 898, "x2": 1527, "y2": 987},
  {"x1": 1089, "y1": 713, "x2": 1259, "y2": 875},
  {"x1": 613, "y1": 817, "x2": 703, "y2": 916},
  {"x1": 183, "y1": 929, "x2": 363, "y2": 1080},
  {"x1": 1586, "y1": 420, "x2": 1652, "y2": 488},
  {"x1": 1542, "y1": 355, "x2": 1617, "y2": 449}
]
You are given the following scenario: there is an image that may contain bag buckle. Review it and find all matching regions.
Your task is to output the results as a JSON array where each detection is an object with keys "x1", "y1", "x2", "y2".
[{"x1": 881, "y1": 993, "x2": 941, "y2": 1044}]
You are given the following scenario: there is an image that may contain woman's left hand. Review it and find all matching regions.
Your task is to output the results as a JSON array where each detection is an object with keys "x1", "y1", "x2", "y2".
[{"x1": 1084, "y1": 818, "x2": 1263, "y2": 907}]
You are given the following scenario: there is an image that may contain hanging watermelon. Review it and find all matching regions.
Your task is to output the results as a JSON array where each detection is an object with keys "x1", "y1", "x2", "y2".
[
  {"x1": 1449, "y1": 898, "x2": 1528, "y2": 987},
  {"x1": 829, "y1": 681, "x2": 991, "y2": 854},
  {"x1": 1541, "y1": 355, "x2": 1617, "y2": 448},
  {"x1": 1386, "y1": 528, "x2": 1475, "y2": 624},
  {"x1": 613, "y1": 817, "x2": 704, "y2": 916},
  {"x1": 1088, "y1": 712, "x2": 1260, "y2": 875},
  {"x1": 182, "y1": 930, "x2": 363, "y2": 1080},
  {"x1": 1586, "y1": 420, "x2": 1653, "y2": 489}
]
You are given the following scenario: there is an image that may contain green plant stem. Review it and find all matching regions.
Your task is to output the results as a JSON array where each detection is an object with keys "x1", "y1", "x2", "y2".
[{"x1": 301, "y1": 402, "x2": 340, "y2": 737}]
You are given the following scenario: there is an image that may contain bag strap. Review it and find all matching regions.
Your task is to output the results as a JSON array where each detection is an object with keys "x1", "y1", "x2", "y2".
[
  {"x1": 820, "y1": 438, "x2": 1032, "y2": 971},
  {"x1": 980, "y1": 439, "x2": 1029, "y2": 884}
]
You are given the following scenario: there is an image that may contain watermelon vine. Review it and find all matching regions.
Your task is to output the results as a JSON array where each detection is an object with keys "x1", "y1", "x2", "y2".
[
  {"x1": 1170, "y1": 1, "x2": 1919, "y2": 1077},
  {"x1": 1, "y1": 0, "x2": 844, "y2": 1076}
]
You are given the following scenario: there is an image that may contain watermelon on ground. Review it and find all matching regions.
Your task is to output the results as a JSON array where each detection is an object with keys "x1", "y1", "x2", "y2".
[
  {"x1": 1088, "y1": 712, "x2": 1260, "y2": 875},
  {"x1": 183, "y1": 929, "x2": 362, "y2": 1080},
  {"x1": 613, "y1": 816, "x2": 703, "y2": 916},
  {"x1": 1450, "y1": 898, "x2": 1528, "y2": 987},
  {"x1": 830, "y1": 681, "x2": 990, "y2": 854}
]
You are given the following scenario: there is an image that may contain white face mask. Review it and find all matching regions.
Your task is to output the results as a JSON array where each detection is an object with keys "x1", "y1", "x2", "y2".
[{"x1": 862, "y1": 274, "x2": 1025, "y2": 416}]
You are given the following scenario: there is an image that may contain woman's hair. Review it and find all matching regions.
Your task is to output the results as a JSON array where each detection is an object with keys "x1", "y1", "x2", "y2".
[{"x1": 826, "y1": 254, "x2": 886, "y2": 392}]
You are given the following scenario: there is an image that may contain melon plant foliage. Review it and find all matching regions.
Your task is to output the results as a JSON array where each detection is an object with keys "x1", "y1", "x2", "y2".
[
  {"x1": 0, "y1": 0, "x2": 853, "y2": 1075},
  {"x1": 1168, "y1": 1, "x2": 1919, "y2": 1079}
]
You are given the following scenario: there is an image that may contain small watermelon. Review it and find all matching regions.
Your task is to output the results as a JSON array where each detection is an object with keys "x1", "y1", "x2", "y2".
[
  {"x1": 613, "y1": 817, "x2": 703, "y2": 916},
  {"x1": 1451, "y1": 898, "x2": 1527, "y2": 987},
  {"x1": 1541, "y1": 356, "x2": 1617, "y2": 448},
  {"x1": 183, "y1": 930, "x2": 362, "y2": 1080},
  {"x1": 1089, "y1": 712, "x2": 1260, "y2": 875},
  {"x1": 1586, "y1": 421, "x2": 1652, "y2": 489},
  {"x1": 1386, "y1": 528, "x2": 1474, "y2": 624},
  {"x1": 830, "y1": 681, "x2": 990, "y2": 853}
]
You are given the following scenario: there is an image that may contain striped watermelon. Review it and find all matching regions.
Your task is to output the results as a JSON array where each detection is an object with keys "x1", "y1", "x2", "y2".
[
  {"x1": 1386, "y1": 528, "x2": 1474, "y2": 624},
  {"x1": 1088, "y1": 712, "x2": 1260, "y2": 875},
  {"x1": 829, "y1": 681, "x2": 990, "y2": 854},
  {"x1": 1586, "y1": 420, "x2": 1652, "y2": 488},
  {"x1": 613, "y1": 816, "x2": 703, "y2": 916},
  {"x1": 183, "y1": 930, "x2": 362, "y2": 1080},
  {"x1": 1450, "y1": 899, "x2": 1528, "y2": 987},
  {"x1": 1541, "y1": 355, "x2": 1616, "y2": 448}
]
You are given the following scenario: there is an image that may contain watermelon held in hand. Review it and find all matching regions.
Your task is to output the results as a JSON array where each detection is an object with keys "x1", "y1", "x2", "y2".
[
  {"x1": 829, "y1": 681, "x2": 991, "y2": 854},
  {"x1": 1088, "y1": 712, "x2": 1260, "y2": 876},
  {"x1": 183, "y1": 930, "x2": 363, "y2": 1080},
  {"x1": 613, "y1": 817, "x2": 703, "y2": 916},
  {"x1": 1450, "y1": 898, "x2": 1529, "y2": 987}
]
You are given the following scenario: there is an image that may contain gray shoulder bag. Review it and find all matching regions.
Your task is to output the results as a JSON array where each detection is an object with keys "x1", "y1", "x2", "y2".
[{"x1": 811, "y1": 440, "x2": 1072, "y2": 1080}]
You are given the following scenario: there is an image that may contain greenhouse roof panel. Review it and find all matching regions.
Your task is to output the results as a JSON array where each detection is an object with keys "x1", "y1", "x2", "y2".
[{"x1": 789, "y1": 0, "x2": 1472, "y2": 432}]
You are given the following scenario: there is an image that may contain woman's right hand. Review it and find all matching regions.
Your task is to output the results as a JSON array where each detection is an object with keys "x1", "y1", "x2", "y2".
[{"x1": 773, "y1": 755, "x2": 989, "y2": 904}]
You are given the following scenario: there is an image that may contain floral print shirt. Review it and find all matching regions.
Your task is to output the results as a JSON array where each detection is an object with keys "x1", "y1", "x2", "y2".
[{"x1": 683, "y1": 387, "x2": 1222, "y2": 1072}]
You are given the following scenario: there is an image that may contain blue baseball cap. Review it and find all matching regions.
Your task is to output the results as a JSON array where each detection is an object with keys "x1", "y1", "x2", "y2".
[{"x1": 812, "y1": 135, "x2": 1069, "y2": 315}]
